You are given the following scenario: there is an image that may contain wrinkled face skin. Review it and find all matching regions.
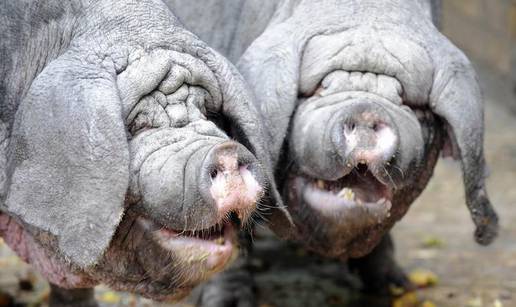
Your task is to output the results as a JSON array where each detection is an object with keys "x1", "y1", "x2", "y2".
[
  {"x1": 1, "y1": 50, "x2": 265, "y2": 301},
  {"x1": 0, "y1": 0, "x2": 282, "y2": 301},
  {"x1": 99, "y1": 55, "x2": 267, "y2": 298},
  {"x1": 237, "y1": 0, "x2": 497, "y2": 258},
  {"x1": 285, "y1": 77, "x2": 443, "y2": 258},
  {"x1": 96, "y1": 63, "x2": 266, "y2": 298}
]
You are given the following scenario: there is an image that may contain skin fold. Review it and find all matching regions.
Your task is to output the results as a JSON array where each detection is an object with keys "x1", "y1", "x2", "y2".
[
  {"x1": 167, "y1": 0, "x2": 498, "y2": 305},
  {"x1": 0, "y1": 0, "x2": 291, "y2": 305}
]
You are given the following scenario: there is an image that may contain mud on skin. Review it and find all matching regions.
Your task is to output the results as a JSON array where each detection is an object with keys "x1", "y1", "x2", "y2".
[{"x1": 0, "y1": 0, "x2": 289, "y2": 304}]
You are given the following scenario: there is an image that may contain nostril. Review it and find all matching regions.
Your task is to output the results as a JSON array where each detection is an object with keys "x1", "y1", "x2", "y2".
[
  {"x1": 356, "y1": 162, "x2": 368, "y2": 173},
  {"x1": 228, "y1": 211, "x2": 242, "y2": 227},
  {"x1": 238, "y1": 163, "x2": 250, "y2": 172},
  {"x1": 210, "y1": 169, "x2": 219, "y2": 180}
]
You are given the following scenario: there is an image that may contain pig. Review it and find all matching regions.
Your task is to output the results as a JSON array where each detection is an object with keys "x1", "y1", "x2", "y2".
[
  {"x1": 0, "y1": 0, "x2": 289, "y2": 305},
  {"x1": 166, "y1": 0, "x2": 498, "y2": 305}
]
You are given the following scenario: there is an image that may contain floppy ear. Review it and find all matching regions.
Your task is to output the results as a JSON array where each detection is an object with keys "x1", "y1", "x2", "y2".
[
  {"x1": 233, "y1": 23, "x2": 304, "y2": 238},
  {"x1": 5, "y1": 52, "x2": 129, "y2": 267},
  {"x1": 237, "y1": 24, "x2": 302, "y2": 168},
  {"x1": 431, "y1": 58, "x2": 498, "y2": 245}
]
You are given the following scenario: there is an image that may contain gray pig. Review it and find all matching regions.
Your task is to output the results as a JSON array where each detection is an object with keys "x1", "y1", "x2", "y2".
[
  {"x1": 0, "y1": 0, "x2": 289, "y2": 305},
  {"x1": 168, "y1": 0, "x2": 499, "y2": 304}
]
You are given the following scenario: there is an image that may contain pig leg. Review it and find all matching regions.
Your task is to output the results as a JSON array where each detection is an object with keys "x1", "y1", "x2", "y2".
[
  {"x1": 49, "y1": 284, "x2": 97, "y2": 307},
  {"x1": 348, "y1": 233, "x2": 412, "y2": 295}
]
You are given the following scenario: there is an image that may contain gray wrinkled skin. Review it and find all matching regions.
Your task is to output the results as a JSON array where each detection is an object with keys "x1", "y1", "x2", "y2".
[
  {"x1": 179, "y1": 0, "x2": 496, "y2": 252},
  {"x1": 171, "y1": 0, "x2": 497, "y2": 254},
  {"x1": 169, "y1": 0, "x2": 497, "y2": 304},
  {"x1": 0, "y1": 0, "x2": 290, "y2": 302},
  {"x1": 236, "y1": 0, "x2": 497, "y2": 252}
]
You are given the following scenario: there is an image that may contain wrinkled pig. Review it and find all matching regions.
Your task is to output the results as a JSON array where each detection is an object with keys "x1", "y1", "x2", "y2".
[
  {"x1": 168, "y1": 0, "x2": 498, "y2": 304},
  {"x1": 0, "y1": 0, "x2": 289, "y2": 305}
]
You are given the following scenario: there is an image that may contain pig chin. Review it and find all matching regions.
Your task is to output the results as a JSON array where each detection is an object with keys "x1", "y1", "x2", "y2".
[
  {"x1": 284, "y1": 86, "x2": 427, "y2": 258},
  {"x1": 285, "y1": 165, "x2": 394, "y2": 258},
  {"x1": 94, "y1": 211, "x2": 243, "y2": 301}
]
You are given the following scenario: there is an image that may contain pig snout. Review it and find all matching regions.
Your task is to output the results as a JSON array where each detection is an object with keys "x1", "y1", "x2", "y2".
[
  {"x1": 203, "y1": 142, "x2": 264, "y2": 222},
  {"x1": 332, "y1": 103, "x2": 399, "y2": 169}
]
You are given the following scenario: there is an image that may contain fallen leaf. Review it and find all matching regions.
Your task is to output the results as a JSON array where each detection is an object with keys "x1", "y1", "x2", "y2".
[
  {"x1": 392, "y1": 292, "x2": 419, "y2": 307},
  {"x1": 408, "y1": 269, "x2": 438, "y2": 288},
  {"x1": 421, "y1": 236, "x2": 445, "y2": 248},
  {"x1": 390, "y1": 285, "x2": 406, "y2": 296},
  {"x1": 421, "y1": 300, "x2": 437, "y2": 307},
  {"x1": 98, "y1": 291, "x2": 121, "y2": 304},
  {"x1": 493, "y1": 299, "x2": 503, "y2": 307},
  {"x1": 466, "y1": 297, "x2": 483, "y2": 307}
]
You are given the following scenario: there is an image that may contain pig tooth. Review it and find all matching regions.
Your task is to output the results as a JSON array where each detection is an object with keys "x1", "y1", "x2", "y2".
[
  {"x1": 377, "y1": 198, "x2": 386, "y2": 204},
  {"x1": 214, "y1": 237, "x2": 225, "y2": 245},
  {"x1": 337, "y1": 188, "x2": 355, "y2": 201},
  {"x1": 316, "y1": 180, "x2": 325, "y2": 189},
  {"x1": 356, "y1": 198, "x2": 363, "y2": 205}
]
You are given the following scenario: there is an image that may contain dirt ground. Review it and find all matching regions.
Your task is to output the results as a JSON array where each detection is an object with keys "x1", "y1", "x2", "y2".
[{"x1": 0, "y1": 63, "x2": 515, "y2": 307}]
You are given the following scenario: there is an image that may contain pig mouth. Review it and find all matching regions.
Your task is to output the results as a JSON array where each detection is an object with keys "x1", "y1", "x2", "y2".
[
  {"x1": 138, "y1": 217, "x2": 237, "y2": 273},
  {"x1": 294, "y1": 165, "x2": 392, "y2": 220}
]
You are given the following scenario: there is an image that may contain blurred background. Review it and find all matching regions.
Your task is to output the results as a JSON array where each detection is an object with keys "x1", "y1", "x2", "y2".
[
  {"x1": 442, "y1": 0, "x2": 516, "y2": 109},
  {"x1": 1, "y1": 1, "x2": 516, "y2": 306}
]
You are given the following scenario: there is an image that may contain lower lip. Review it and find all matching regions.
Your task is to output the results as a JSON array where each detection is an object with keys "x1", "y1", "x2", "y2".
[
  {"x1": 154, "y1": 223, "x2": 236, "y2": 271},
  {"x1": 295, "y1": 177, "x2": 391, "y2": 217}
]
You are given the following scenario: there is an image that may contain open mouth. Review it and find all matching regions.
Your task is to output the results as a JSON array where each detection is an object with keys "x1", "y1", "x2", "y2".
[
  {"x1": 296, "y1": 165, "x2": 393, "y2": 220},
  {"x1": 138, "y1": 218, "x2": 237, "y2": 272}
]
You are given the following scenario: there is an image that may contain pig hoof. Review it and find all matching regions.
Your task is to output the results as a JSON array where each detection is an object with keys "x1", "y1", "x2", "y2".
[{"x1": 197, "y1": 269, "x2": 256, "y2": 307}]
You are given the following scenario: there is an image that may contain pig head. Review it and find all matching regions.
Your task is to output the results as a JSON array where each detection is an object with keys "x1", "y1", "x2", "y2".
[
  {"x1": 0, "y1": 0, "x2": 288, "y2": 300},
  {"x1": 236, "y1": 0, "x2": 498, "y2": 258}
]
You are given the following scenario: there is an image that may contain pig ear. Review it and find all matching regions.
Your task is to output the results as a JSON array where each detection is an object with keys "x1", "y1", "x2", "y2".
[
  {"x1": 232, "y1": 25, "x2": 302, "y2": 238},
  {"x1": 235, "y1": 26, "x2": 302, "y2": 238},
  {"x1": 237, "y1": 25, "x2": 301, "y2": 168},
  {"x1": 431, "y1": 57, "x2": 498, "y2": 245},
  {"x1": 5, "y1": 52, "x2": 129, "y2": 268}
]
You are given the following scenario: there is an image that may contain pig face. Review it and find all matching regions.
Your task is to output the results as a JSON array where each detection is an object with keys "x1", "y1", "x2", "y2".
[
  {"x1": 237, "y1": 0, "x2": 497, "y2": 258},
  {"x1": 0, "y1": 0, "x2": 288, "y2": 300},
  {"x1": 284, "y1": 73, "x2": 443, "y2": 258}
]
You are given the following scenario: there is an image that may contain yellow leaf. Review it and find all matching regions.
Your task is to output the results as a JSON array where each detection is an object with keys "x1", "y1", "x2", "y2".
[
  {"x1": 390, "y1": 285, "x2": 406, "y2": 296},
  {"x1": 408, "y1": 269, "x2": 439, "y2": 288},
  {"x1": 493, "y1": 299, "x2": 503, "y2": 307},
  {"x1": 99, "y1": 291, "x2": 121, "y2": 304},
  {"x1": 421, "y1": 300, "x2": 437, "y2": 307},
  {"x1": 421, "y1": 236, "x2": 445, "y2": 248},
  {"x1": 392, "y1": 292, "x2": 419, "y2": 307},
  {"x1": 466, "y1": 297, "x2": 483, "y2": 307}
]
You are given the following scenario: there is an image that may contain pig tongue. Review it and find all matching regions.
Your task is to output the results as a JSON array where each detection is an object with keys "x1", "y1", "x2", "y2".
[
  {"x1": 138, "y1": 217, "x2": 232, "y2": 247},
  {"x1": 296, "y1": 177, "x2": 391, "y2": 221}
]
